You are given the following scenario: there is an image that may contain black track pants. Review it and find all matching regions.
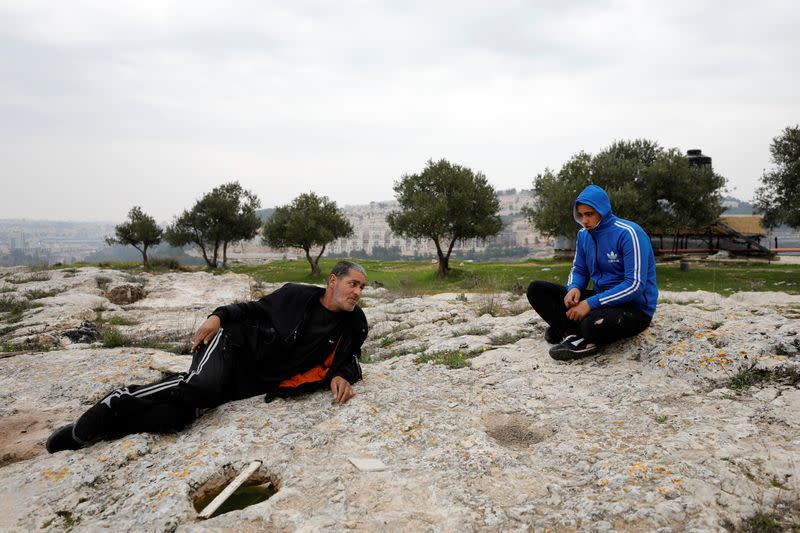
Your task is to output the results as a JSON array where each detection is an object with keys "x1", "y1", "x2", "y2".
[
  {"x1": 91, "y1": 329, "x2": 267, "y2": 438},
  {"x1": 526, "y1": 281, "x2": 652, "y2": 346}
]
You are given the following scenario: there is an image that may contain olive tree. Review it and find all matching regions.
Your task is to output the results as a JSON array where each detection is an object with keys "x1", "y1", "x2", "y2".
[
  {"x1": 526, "y1": 140, "x2": 727, "y2": 240},
  {"x1": 105, "y1": 206, "x2": 162, "y2": 267},
  {"x1": 387, "y1": 159, "x2": 503, "y2": 277},
  {"x1": 755, "y1": 125, "x2": 800, "y2": 229},
  {"x1": 164, "y1": 181, "x2": 261, "y2": 268},
  {"x1": 262, "y1": 192, "x2": 353, "y2": 276}
]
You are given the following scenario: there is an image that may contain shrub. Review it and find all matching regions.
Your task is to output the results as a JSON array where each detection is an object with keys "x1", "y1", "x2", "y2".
[
  {"x1": 100, "y1": 327, "x2": 130, "y2": 348},
  {"x1": 95, "y1": 276, "x2": 112, "y2": 292},
  {"x1": 148, "y1": 257, "x2": 183, "y2": 271}
]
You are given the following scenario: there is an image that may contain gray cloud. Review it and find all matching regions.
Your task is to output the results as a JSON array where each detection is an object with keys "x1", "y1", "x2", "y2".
[{"x1": 1, "y1": 1, "x2": 798, "y2": 221}]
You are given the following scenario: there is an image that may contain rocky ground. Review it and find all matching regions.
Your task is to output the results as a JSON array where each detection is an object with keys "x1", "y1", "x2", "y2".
[{"x1": 0, "y1": 266, "x2": 799, "y2": 532}]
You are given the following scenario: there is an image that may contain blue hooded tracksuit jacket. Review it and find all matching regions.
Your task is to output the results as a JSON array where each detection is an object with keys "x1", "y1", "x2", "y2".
[{"x1": 566, "y1": 185, "x2": 658, "y2": 317}]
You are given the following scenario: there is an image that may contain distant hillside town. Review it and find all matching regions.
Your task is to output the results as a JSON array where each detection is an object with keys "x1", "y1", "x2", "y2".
[
  {"x1": 233, "y1": 189, "x2": 551, "y2": 263},
  {"x1": 0, "y1": 220, "x2": 116, "y2": 266},
  {"x1": 2, "y1": 193, "x2": 798, "y2": 267}
]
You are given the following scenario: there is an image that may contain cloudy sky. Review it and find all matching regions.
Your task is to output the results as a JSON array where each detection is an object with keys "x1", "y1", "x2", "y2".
[{"x1": 1, "y1": 1, "x2": 798, "y2": 222}]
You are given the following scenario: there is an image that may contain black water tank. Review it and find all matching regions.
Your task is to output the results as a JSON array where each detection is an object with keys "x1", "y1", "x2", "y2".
[{"x1": 687, "y1": 149, "x2": 712, "y2": 166}]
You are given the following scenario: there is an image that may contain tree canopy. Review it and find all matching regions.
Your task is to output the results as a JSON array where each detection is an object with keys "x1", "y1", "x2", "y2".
[
  {"x1": 105, "y1": 206, "x2": 162, "y2": 267},
  {"x1": 755, "y1": 125, "x2": 800, "y2": 229},
  {"x1": 262, "y1": 192, "x2": 353, "y2": 276},
  {"x1": 164, "y1": 181, "x2": 261, "y2": 269},
  {"x1": 387, "y1": 159, "x2": 503, "y2": 277},
  {"x1": 525, "y1": 140, "x2": 727, "y2": 242}
]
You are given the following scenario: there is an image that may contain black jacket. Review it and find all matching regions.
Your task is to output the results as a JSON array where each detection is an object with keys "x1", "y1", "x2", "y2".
[{"x1": 211, "y1": 283, "x2": 367, "y2": 395}]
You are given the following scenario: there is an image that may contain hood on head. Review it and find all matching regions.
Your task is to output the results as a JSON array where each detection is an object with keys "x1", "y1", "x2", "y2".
[{"x1": 573, "y1": 184, "x2": 613, "y2": 225}]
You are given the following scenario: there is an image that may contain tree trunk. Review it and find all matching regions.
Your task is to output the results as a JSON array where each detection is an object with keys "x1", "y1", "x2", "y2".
[
  {"x1": 133, "y1": 243, "x2": 148, "y2": 268},
  {"x1": 222, "y1": 241, "x2": 229, "y2": 269},
  {"x1": 196, "y1": 239, "x2": 213, "y2": 268},
  {"x1": 211, "y1": 239, "x2": 220, "y2": 269},
  {"x1": 433, "y1": 238, "x2": 449, "y2": 278},
  {"x1": 304, "y1": 246, "x2": 321, "y2": 276},
  {"x1": 314, "y1": 244, "x2": 327, "y2": 276}
]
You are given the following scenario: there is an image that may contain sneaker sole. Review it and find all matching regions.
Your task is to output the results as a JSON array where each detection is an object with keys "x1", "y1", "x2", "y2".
[{"x1": 549, "y1": 345, "x2": 598, "y2": 361}]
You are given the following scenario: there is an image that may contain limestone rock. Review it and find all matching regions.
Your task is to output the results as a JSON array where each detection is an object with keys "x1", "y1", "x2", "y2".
[{"x1": 1, "y1": 267, "x2": 799, "y2": 531}]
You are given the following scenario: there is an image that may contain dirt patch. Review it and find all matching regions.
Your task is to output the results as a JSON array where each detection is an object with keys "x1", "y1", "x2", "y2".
[
  {"x1": 107, "y1": 285, "x2": 146, "y2": 305},
  {"x1": 0, "y1": 410, "x2": 52, "y2": 466},
  {"x1": 482, "y1": 412, "x2": 553, "y2": 450}
]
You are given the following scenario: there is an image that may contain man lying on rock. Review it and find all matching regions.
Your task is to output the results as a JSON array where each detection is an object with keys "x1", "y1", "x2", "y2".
[
  {"x1": 527, "y1": 185, "x2": 658, "y2": 360},
  {"x1": 46, "y1": 261, "x2": 368, "y2": 453}
]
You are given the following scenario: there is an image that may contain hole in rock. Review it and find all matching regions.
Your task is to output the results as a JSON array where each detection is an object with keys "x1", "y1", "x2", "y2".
[
  {"x1": 192, "y1": 465, "x2": 278, "y2": 519},
  {"x1": 483, "y1": 412, "x2": 553, "y2": 450}
]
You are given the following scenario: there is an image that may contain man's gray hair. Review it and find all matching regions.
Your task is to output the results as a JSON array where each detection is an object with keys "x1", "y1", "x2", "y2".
[{"x1": 330, "y1": 260, "x2": 366, "y2": 278}]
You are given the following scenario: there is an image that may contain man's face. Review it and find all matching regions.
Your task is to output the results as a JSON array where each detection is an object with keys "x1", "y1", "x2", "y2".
[
  {"x1": 327, "y1": 270, "x2": 367, "y2": 312},
  {"x1": 576, "y1": 204, "x2": 601, "y2": 230}
]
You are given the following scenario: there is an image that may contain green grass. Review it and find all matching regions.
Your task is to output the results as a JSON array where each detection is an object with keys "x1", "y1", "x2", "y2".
[
  {"x1": 382, "y1": 344, "x2": 428, "y2": 363},
  {"x1": 100, "y1": 327, "x2": 129, "y2": 348},
  {"x1": 0, "y1": 296, "x2": 43, "y2": 323},
  {"x1": 366, "y1": 344, "x2": 428, "y2": 363},
  {"x1": 489, "y1": 331, "x2": 527, "y2": 345},
  {"x1": 54, "y1": 510, "x2": 75, "y2": 529},
  {"x1": 414, "y1": 348, "x2": 488, "y2": 369},
  {"x1": 106, "y1": 316, "x2": 138, "y2": 326},
  {"x1": 100, "y1": 327, "x2": 190, "y2": 354},
  {"x1": 455, "y1": 326, "x2": 492, "y2": 337},
  {"x1": 232, "y1": 258, "x2": 571, "y2": 294},
  {"x1": 24, "y1": 287, "x2": 66, "y2": 300},
  {"x1": 58, "y1": 259, "x2": 193, "y2": 274},
  {"x1": 657, "y1": 260, "x2": 800, "y2": 294},
  {"x1": 729, "y1": 365, "x2": 800, "y2": 391},
  {"x1": 95, "y1": 315, "x2": 138, "y2": 326},
  {"x1": 123, "y1": 274, "x2": 148, "y2": 285},
  {"x1": 230, "y1": 258, "x2": 800, "y2": 296},
  {"x1": 729, "y1": 366, "x2": 773, "y2": 391},
  {"x1": 7, "y1": 272, "x2": 51, "y2": 284},
  {"x1": 1, "y1": 341, "x2": 51, "y2": 353},
  {"x1": 379, "y1": 336, "x2": 398, "y2": 347}
]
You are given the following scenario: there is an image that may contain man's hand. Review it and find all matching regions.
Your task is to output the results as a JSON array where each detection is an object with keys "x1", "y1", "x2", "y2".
[
  {"x1": 566, "y1": 300, "x2": 591, "y2": 321},
  {"x1": 191, "y1": 315, "x2": 221, "y2": 352},
  {"x1": 564, "y1": 288, "x2": 581, "y2": 308},
  {"x1": 330, "y1": 376, "x2": 355, "y2": 404}
]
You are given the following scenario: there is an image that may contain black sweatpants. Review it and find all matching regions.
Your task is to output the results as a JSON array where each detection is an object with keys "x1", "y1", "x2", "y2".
[
  {"x1": 92, "y1": 329, "x2": 268, "y2": 439},
  {"x1": 526, "y1": 281, "x2": 651, "y2": 346}
]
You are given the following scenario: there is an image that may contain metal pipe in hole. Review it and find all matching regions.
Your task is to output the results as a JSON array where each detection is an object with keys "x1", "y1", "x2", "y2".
[{"x1": 198, "y1": 460, "x2": 263, "y2": 519}]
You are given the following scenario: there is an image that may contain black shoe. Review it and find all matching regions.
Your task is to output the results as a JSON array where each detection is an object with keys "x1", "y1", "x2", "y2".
[
  {"x1": 549, "y1": 335, "x2": 598, "y2": 361},
  {"x1": 544, "y1": 327, "x2": 564, "y2": 344},
  {"x1": 73, "y1": 402, "x2": 114, "y2": 443},
  {"x1": 46, "y1": 424, "x2": 86, "y2": 453}
]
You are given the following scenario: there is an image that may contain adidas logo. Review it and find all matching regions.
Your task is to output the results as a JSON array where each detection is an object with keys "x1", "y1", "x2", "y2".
[{"x1": 606, "y1": 251, "x2": 619, "y2": 263}]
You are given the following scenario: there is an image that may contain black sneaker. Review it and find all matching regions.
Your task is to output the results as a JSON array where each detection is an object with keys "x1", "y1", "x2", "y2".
[
  {"x1": 549, "y1": 335, "x2": 598, "y2": 361},
  {"x1": 46, "y1": 424, "x2": 86, "y2": 453},
  {"x1": 544, "y1": 327, "x2": 564, "y2": 344},
  {"x1": 72, "y1": 402, "x2": 114, "y2": 444}
]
